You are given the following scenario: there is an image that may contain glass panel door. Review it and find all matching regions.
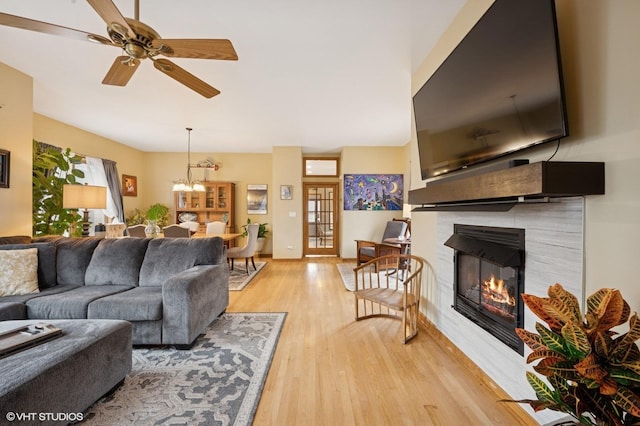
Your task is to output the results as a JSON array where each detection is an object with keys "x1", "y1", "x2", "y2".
[{"x1": 303, "y1": 183, "x2": 339, "y2": 256}]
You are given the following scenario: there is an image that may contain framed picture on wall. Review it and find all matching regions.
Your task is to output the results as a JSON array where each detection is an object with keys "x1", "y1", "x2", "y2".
[
  {"x1": 343, "y1": 174, "x2": 403, "y2": 211},
  {"x1": 247, "y1": 184, "x2": 268, "y2": 214},
  {"x1": 280, "y1": 185, "x2": 293, "y2": 200},
  {"x1": 122, "y1": 174, "x2": 137, "y2": 197},
  {"x1": 0, "y1": 149, "x2": 9, "y2": 189}
]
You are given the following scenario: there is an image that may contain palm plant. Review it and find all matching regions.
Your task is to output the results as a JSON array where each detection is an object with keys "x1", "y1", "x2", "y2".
[{"x1": 504, "y1": 284, "x2": 640, "y2": 425}]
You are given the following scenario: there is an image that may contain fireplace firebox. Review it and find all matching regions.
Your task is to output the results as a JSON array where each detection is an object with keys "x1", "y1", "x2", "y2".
[{"x1": 445, "y1": 224, "x2": 525, "y2": 355}]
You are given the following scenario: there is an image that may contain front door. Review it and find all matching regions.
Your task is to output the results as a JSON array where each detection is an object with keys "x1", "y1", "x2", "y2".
[{"x1": 303, "y1": 183, "x2": 339, "y2": 256}]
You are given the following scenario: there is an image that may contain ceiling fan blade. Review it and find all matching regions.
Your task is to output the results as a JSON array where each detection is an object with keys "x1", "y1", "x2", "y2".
[
  {"x1": 87, "y1": 0, "x2": 136, "y2": 39},
  {"x1": 102, "y1": 56, "x2": 140, "y2": 86},
  {"x1": 153, "y1": 58, "x2": 220, "y2": 98},
  {"x1": 0, "y1": 12, "x2": 114, "y2": 45},
  {"x1": 152, "y1": 39, "x2": 238, "y2": 60}
]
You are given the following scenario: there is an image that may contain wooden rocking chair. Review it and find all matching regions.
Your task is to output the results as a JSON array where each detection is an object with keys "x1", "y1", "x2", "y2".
[{"x1": 353, "y1": 253, "x2": 429, "y2": 344}]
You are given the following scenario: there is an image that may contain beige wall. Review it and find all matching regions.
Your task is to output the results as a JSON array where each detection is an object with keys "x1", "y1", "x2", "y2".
[
  {"x1": 33, "y1": 114, "x2": 147, "y2": 217},
  {"x1": 143, "y1": 151, "x2": 273, "y2": 253},
  {"x1": 340, "y1": 146, "x2": 407, "y2": 258},
  {"x1": 0, "y1": 63, "x2": 33, "y2": 236},
  {"x1": 272, "y1": 147, "x2": 303, "y2": 258},
  {"x1": 410, "y1": 0, "x2": 640, "y2": 317}
]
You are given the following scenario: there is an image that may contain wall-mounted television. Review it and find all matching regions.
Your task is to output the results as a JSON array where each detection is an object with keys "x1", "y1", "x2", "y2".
[{"x1": 413, "y1": 0, "x2": 568, "y2": 182}]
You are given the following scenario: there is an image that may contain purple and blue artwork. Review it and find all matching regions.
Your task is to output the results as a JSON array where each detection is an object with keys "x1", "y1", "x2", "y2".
[{"x1": 343, "y1": 174, "x2": 404, "y2": 211}]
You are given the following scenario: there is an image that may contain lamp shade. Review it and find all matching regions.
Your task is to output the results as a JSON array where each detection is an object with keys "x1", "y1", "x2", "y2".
[{"x1": 63, "y1": 184, "x2": 107, "y2": 209}]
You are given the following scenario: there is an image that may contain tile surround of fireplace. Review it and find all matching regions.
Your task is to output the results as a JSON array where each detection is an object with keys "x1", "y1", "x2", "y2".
[{"x1": 432, "y1": 197, "x2": 584, "y2": 424}]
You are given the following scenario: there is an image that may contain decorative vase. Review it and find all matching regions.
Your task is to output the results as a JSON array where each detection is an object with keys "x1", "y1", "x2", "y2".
[{"x1": 145, "y1": 220, "x2": 161, "y2": 238}]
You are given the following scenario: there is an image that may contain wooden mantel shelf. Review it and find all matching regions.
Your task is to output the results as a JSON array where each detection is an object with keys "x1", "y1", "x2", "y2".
[{"x1": 408, "y1": 161, "x2": 605, "y2": 207}]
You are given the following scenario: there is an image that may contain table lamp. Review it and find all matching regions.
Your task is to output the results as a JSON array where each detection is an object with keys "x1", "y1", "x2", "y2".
[{"x1": 63, "y1": 184, "x2": 107, "y2": 237}]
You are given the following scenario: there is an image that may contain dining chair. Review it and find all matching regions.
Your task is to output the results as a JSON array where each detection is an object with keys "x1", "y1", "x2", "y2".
[
  {"x1": 126, "y1": 224, "x2": 147, "y2": 237},
  {"x1": 206, "y1": 221, "x2": 227, "y2": 235},
  {"x1": 162, "y1": 224, "x2": 191, "y2": 238},
  {"x1": 227, "y1": 223, "x2": 259, "y2": 274}
]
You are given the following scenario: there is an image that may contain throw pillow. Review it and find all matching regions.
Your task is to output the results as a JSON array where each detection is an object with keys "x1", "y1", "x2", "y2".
[{"x1": 0, "y1": 248, "x2": 40, "y2": 296}]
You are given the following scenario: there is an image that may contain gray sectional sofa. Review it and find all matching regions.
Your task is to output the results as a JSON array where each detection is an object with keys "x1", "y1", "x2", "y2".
[{"x1": 0, "y1": 236, "x2": 229, "y2": 347}]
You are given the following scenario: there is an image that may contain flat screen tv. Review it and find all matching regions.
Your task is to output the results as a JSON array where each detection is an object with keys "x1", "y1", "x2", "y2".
[{"x1": 413, "y1": 0, "x2": 568, "y2": 182}]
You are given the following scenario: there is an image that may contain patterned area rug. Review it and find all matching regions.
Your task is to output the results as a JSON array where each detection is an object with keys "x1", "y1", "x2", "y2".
[
  {"x1": 229, "y1": 261, "x2": 267, "y2": 291},
  {"x1": 83, "y1": 312, "x2": 286, "y2": 426}
]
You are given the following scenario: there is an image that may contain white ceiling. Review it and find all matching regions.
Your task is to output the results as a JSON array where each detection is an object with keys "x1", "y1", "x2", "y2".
[{"x1": 0, "y1": 0, "x2": 464, "y2": 153}]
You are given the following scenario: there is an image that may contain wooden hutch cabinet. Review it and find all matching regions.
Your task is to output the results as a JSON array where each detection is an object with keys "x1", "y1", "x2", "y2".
[{"x1": 174, "y1": 181, "x2": 235, "y2": 232}]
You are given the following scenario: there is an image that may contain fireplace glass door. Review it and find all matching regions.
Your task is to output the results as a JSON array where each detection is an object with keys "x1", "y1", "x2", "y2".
[{"x1": 457, "y1": 254, "x2": 518, "y2": 325}]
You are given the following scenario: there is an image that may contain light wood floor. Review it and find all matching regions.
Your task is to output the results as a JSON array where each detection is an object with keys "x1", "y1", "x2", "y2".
[{"x1": 228, "y1": 258, "x2": 537, "y2": 425}]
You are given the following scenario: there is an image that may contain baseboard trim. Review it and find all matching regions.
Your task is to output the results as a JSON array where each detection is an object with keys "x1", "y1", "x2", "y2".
[{"x1": 417, "y1": 313, "x2": 537, "y2": 425}]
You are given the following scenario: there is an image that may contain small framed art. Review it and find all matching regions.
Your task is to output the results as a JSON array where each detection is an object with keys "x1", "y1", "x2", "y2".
[
  {"x1": 280, "y1": 185, "x2": 293, "y2": 200},
  {"x1": 122, "y1": 174, "x2": 138, "y2": 197},
  {"x1": 0, "y1": 150, "x2": 9, "y2": 189}
]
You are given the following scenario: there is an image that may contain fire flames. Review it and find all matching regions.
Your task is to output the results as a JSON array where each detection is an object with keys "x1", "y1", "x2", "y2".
[{"x1": 481, "y1": 275, "x2": 515, "y2": 318}]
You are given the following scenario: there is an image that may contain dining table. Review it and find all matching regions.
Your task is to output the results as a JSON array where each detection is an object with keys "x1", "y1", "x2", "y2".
[{"x1": 192, "y1": 232, "x2": 243, "y2": 248}]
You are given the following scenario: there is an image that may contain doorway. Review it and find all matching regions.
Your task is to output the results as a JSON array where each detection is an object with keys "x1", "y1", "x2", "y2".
[{"x1": 303, "y1": 183, "x2": 339, "y2": 256}]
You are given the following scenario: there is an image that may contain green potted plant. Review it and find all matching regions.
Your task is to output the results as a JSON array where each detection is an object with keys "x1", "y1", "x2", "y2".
[
  {"x1": 144, "y1": 203, "x2": 170, "y2": 237},
  {"x1": 242, "y1": 218, "x2": 269, "y2": 252},
  {"x1": 503, "y1": 283, "x2": 640, "y2": 425},
  {"x1": 32, "y1": 140, "x2": 85, "y2": 237},
  {"x1": 125, "y1": 208, "x2": 146, "y2": 226}
]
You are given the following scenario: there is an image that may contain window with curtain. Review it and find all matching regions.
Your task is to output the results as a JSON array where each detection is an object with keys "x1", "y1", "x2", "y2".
[
  {"x1": 74, "y1": 156, "x2": 125, "y2": 232},
  {"x1": 34, "y1": 140, "x2": 125, "y2": 235}
]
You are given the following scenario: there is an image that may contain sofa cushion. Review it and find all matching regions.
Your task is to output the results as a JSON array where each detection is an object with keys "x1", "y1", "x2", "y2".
[
  {"x1": 55, "y1": 238, "x2": 102, "y2": 286},
  {"x1": 139, "y1": 237, "x2": 225, "y2": 287},
  {"x1": 0, "y1": 248, "x2": 39, "y2": 296},
  {"x1": 0, "y1": 284, "x2": 79, "y2": 304},
  {"x1": 88, "y1": 286, "x2": 162, "y2": 321},
  {"x1": 0, "y1": 242, "x2": 57, "y2": 289},
  {"x1": 25, "y1": 285, "x2": 133, "y2": 319},
  {"x1": 85, "y1": 238, "x2": 150, "y2": 286},
  {"x1": 0, "y1": 302, "x2": 27, "y2": 320}
]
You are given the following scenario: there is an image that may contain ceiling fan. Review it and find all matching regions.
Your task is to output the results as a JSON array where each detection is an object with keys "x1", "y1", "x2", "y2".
[{"x1": 0, "y1": 0, "x2": 237, "y2": 98}]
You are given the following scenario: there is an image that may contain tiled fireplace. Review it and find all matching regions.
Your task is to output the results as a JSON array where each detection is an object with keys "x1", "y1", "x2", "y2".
[{"x1": 432, "y1": 197, "x2": 584, "y2": 424}]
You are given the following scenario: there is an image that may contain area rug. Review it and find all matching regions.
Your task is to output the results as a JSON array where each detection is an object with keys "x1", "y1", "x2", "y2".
[
  {"x1": 338, "y1": 263, "x2": 396, "y2": 292},
  {"x1": 83, "y1": 312, "x2": 286, "y2": 426},
  {"x1": 337, "y1": 262, "x2": 357, "y2": 291},
  {"x1": 229, "y1": 261, "x2": 267, "y2": 291}
]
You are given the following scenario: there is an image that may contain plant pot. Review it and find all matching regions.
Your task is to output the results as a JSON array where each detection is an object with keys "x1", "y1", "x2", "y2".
[{"x1": 256, "y1": 237, "x2": 266, "y2": 253}]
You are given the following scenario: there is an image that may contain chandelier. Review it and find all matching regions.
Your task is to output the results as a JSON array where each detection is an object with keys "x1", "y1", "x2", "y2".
[{"x1": 172, "y1": 127, "x2": 205, "y2": 192}]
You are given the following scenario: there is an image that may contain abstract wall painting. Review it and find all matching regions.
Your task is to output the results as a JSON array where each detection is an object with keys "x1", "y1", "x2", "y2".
[{"x1": 343, "y1": 174, "x2": 403, "y2": 211}]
